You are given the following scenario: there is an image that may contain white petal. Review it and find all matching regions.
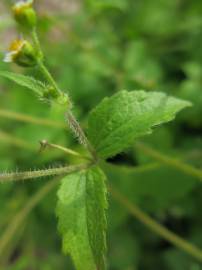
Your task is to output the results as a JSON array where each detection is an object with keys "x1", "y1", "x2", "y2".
[
  {"x1": 3, "y1": 51, "x2": 17, "y2": 63},
  {"x1": 15, "y1": 0, "x2": 33, "y2": 8},
  {"x1": 3, "y1": 54, "x2": 12, "y2": 63}
]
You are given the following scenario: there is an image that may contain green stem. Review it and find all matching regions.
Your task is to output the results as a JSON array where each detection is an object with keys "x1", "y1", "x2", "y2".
[
  {"x1": 0, "y1": 178, "x2": 59, "y2": 259},
  {"x1": 0, "y1": 163, "x2": 90, "y2": 183},
  {"x1": 40, "y1": 140, "x2": 90, "y2": 160},
  {"x1": 32, "y1": 28, "x2": 43, "y2": 58},
  {"x1": 135, "y1": 142, "x2": 202, "y2": 181},
  {"x1": 0, "y1": 223, "x2": 26, "y2": 267},
  {"x1": 105, "y1": 161, "x2": 160, "y2": 173},
  {"x1": 0, "y1": 109, "x2": 66, "y2": 128},
  {"x1": 0, "y1": 130, "x2": 35, "y2": 152},
  {"x1": 38, "y1": 64, "x2": 96, "y2": 160},
  {"x1": 32, "y1": 29, "x2": 61, "y2": 95},
  {"x1": 110, "y1": 185, "x2": 202, "y2": 262},
  {"x1": 37, "y1": 61, "x2": 96, "y2": 160},
  {"x1": 32, "y1": 30, "x2": 62, "y2": 96},
  {"x1": 37, "y1": 61, "x2": 62, "y2": 95},
  {"x1": 66, "y1": 111, "x2": 97, "y2": 161},
  {"x1": 32, "y1": 29, "x2": 97, "y2": 161}
]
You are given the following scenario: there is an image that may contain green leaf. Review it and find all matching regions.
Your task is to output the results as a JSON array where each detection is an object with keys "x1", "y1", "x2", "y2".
[
  {"x1": 56, "y1": 166, "x2": 108, "y2": 270},
  {"x1": 88, "y1": 90, "x2": 191, "y2": 159},
  {"x1": 0, "y1": 71, "x2": 46, "y2": 96}
]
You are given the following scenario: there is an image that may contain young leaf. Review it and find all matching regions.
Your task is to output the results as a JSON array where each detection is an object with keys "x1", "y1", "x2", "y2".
[
  {"x1": 88, "y1": 90, "x2": 191, "y2": 159},
  {"x1": 56, "y1": 166, "x2": 108, "y2": 270},
  {"x1": 0, "y1": 71, "x2": 46, "y2": 96}
]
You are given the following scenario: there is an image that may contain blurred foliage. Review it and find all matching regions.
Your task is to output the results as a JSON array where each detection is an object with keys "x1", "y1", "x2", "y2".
[{"x1": 0, "y1": 0, "x2": 202, "y2": 269}]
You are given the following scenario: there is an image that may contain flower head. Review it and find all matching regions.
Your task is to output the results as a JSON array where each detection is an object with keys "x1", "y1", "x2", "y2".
[
  {"x1": 4, "y1": 38, "x2": 38, "y2": 67},
  {"x1": 13, "y1": 0, "x2": 34, "y2": 13},
  {"x1": 4, "y1": 39, "x2": 25, "y2": 63},
  {"x1": 12, "y1": 0, "x2": 36, "y2": 29}
]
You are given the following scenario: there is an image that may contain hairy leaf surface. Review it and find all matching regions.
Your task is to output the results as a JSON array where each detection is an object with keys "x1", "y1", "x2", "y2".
[
  {"x1": 0, "y1": 71, "x2": 46, "y2": 96},
  {"x1": 88, "y1": 90, "x2": 191, "y2": 159},
  {"x1": 56, "y1": 167, "x2": 108, "y2": 270}
]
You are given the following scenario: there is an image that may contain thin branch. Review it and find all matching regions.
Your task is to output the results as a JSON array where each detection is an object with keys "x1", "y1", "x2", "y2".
[
  {"x1": 0, "y1": 177, "x2": 59, "y2": 259},
  {"x1": 32, "y1": 28, "x2": 43, "y2": 58},
  {"x1": 37, "y1": 61, "x2": 62, "y2": 96},
  {"x1": 105, "y1": 162, "x2": 160, "y2": 173},
  {"x1": 31, "y1": 28, "x2": 97, "y2": 161},
  {"x1": 0, "y1": 222, "x2": 26, "y2": 267},
  {"x1": 135, "y1": 142, "x2": 202, "y2": 181},
  {"x1": 37, "y1": 58, "x2": 97, "y2": 161},
  {"x1": 0, "y1": 163, "x2": 90, "y2": 183},
  {"x1": 66, "y1": 111, "x2": 97, "y2": 160},
  {"x1": 0, "y1": 130, "x2": 35, "y2": 151},
  {"x1": 110, "y1": 185, "x2": 202, "y2": 262},
  {"x1": 0, "y1": 109, "x2": 66, "y2": 128},
  {"x1": 39, "y1": 140, "x2": 91, "y2": 161}
]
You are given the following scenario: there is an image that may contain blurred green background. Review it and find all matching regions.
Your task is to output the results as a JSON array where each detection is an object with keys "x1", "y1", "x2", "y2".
[{"x1": 0, "y1": 0, "x2": 202, "y2": 269}]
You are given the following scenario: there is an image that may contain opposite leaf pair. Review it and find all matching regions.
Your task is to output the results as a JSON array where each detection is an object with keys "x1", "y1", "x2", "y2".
[
  {"x1": 57, "y1": 89, "x2": 191, "y2": 269},
  {"x1": 0, "y1": 70, "x2": 191, "y2": 270}
]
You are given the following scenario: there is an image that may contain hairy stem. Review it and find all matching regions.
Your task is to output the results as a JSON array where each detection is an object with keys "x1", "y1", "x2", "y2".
[
  {"x1": 32, "y1": 28, "x2": 97, "y2": 160},
  {"x1": 0, "y1": 163, "x2": 90, "y2": 183},
  {"x1": 135, "y1": 142, "x2": 202, "y2": 181},
  {"x1": 110, "y1": 185, "x2": 202, "y2": 262},
  {"x1": 66, "y1": 111, "x2": 97, "y2": 160},
  {"x1": 37, "y1": 60, "x2": 96, "y2": 160}
]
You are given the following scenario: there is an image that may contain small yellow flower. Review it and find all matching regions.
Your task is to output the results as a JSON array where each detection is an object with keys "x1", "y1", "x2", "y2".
[
  {"x1": 13, "y1": 0, "x2": 33, "y2": 14},
  {"x1": 4, "y1": 38, "x2": 38, "y2": 67},
  {"x1": 12, "y1": 0, "x2": 36, "y2": 29},
  {"x1": 4, "y1": 39, "x2": 25, "y2": 63}
]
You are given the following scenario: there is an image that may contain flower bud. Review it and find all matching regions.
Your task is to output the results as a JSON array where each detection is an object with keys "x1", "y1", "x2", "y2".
[
  {"x1": 57, "y1": 93, "x2": 69, "y2": 106},
  {"x1": 4, "y1": 39, "x2": 39, "y2": 67},
  {"x1": 42, "y1": 87, "x2": 69, "y2": 106},
  {"x1": 42, "y1": 86, "x2": 59, "y2": 100},
  {"x1": 12, "y1": 0, "x2": 36, "y2": 29}
]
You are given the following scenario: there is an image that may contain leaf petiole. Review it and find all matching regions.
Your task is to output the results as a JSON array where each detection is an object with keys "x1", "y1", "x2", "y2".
[{"x1": 39, "y1": 140, "x2": 91, "y2": 161}]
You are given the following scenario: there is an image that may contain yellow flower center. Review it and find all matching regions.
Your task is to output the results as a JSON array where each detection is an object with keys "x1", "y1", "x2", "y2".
[
  {"x1": 12, "y1": 0, "x2": 33, "y2": 15},
  {"x1": 9, "y1": 39, "x2": 25, "y2": 52}
]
